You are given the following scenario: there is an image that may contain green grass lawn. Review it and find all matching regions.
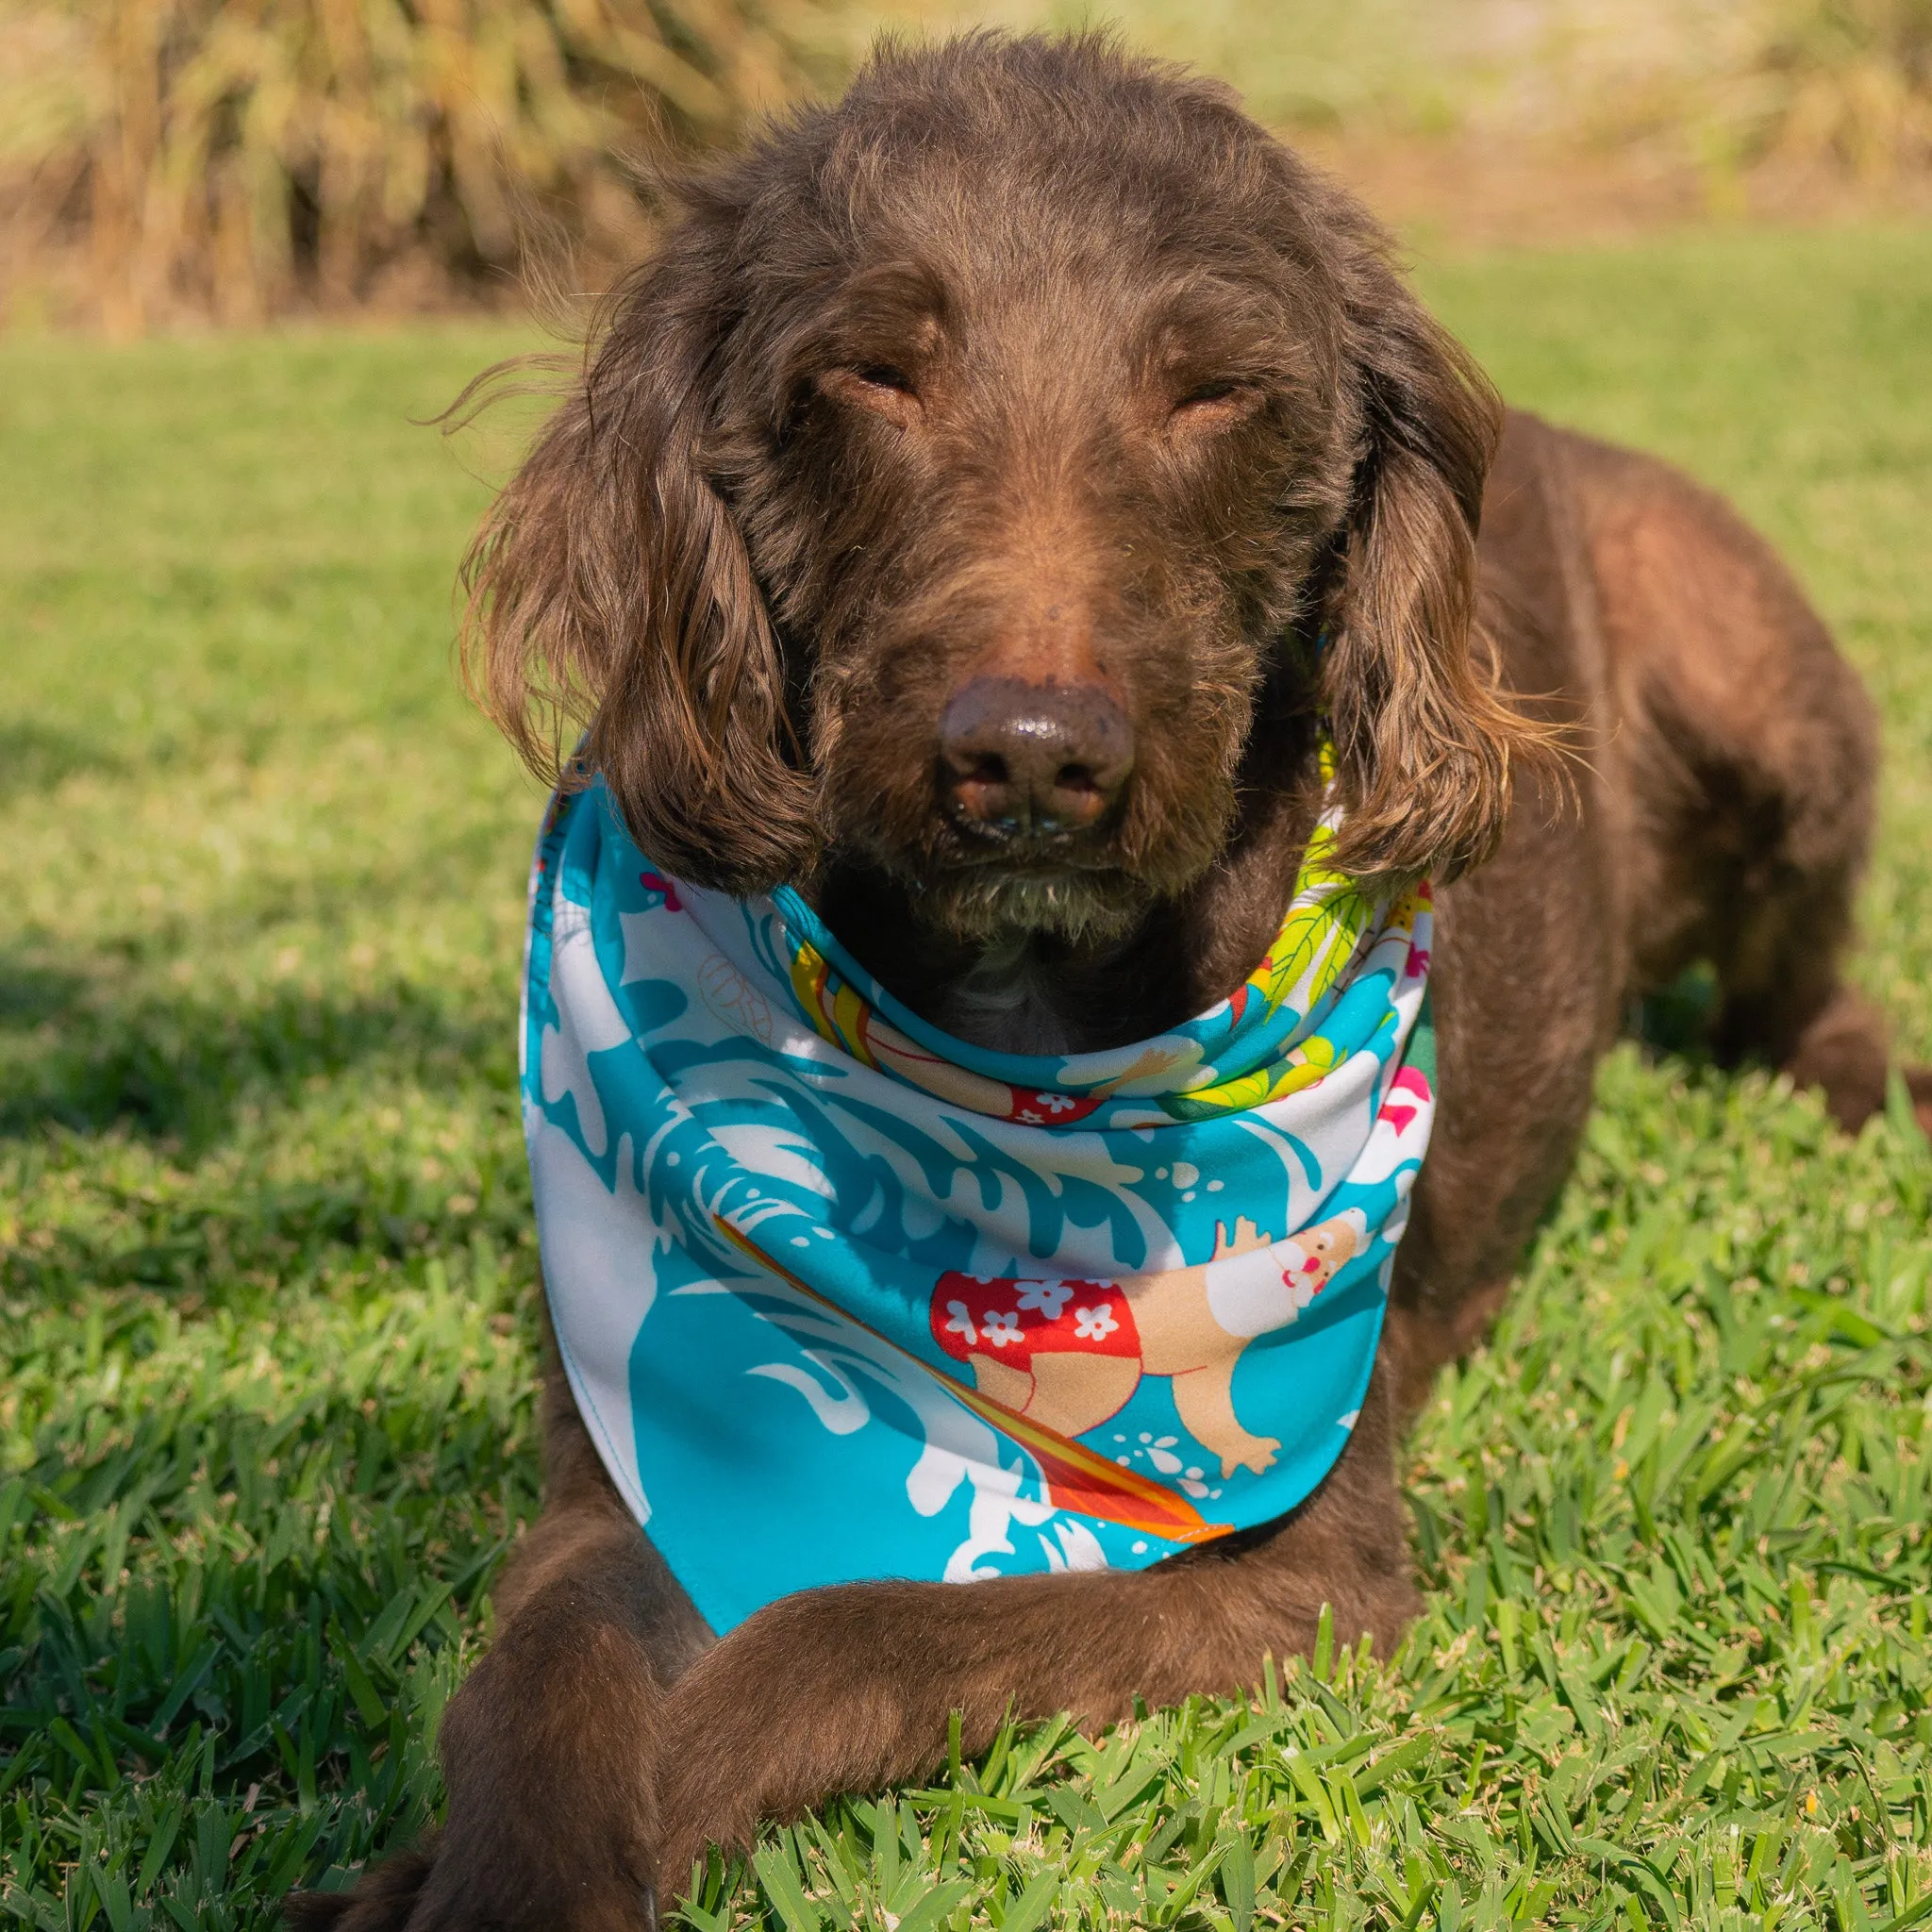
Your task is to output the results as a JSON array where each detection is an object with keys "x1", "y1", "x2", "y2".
[{"x1": 3, "y1": 223, "x2": 1931, "y2": 1932}]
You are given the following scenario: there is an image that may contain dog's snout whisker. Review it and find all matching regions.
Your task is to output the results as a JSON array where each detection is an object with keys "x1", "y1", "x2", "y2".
[{"x1": 939, "y1": 675, "x2": 1134, "y2": 841}]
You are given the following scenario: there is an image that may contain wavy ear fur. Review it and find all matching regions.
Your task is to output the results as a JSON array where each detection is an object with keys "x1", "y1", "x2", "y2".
[
  {"x1": 1320, "y1": 259, "x2": 1553, "y2": 887},
  {"x1": 458, "y1": 248, "x2": 814, "y2": 896}
]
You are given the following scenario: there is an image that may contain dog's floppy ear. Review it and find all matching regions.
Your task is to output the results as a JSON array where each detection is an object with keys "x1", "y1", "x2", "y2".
[
  {"x1": 1319, "y1": 262, "x2": 1549, "y2": 887},
  {"x1": 458, "y1": 248, "x2": 814, "y2": 896}
]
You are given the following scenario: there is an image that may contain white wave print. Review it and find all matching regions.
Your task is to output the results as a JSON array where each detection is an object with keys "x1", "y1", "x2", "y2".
[{"x1": 744, "y1": 1354, "x2": 870, "y2": 1433}]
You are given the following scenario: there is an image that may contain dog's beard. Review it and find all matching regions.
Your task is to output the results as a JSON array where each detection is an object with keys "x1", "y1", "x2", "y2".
[{"x1": 915, "y1": 862, "x2": 1153, "y2": 945}]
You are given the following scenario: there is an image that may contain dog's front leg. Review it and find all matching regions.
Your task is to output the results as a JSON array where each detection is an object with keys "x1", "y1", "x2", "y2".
[
  {"x1": 653, "y1": 1375, "x2": 1414, "y2": 1885},
  {"x1": 408, "y1": 1511, "x2": 669, "y2": 1931},
  {"x1": 291, "y1": 1351, "x2": 711, "y2": 1932},
  {"x1": 289, "y1": 1510, "x2": 671, "y2": 1932}
]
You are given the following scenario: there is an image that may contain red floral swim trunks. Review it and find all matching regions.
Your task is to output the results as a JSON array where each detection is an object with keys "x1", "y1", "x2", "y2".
[{"x1": 929, "y1": 1272, "x2": 1142, "y2": 1367}]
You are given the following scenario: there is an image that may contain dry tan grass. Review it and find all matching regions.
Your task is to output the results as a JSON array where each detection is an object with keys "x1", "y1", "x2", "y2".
[
  {"x1": 1483, "y1": 0, "x2": 1932, "y2": 193},
  {"x1": 0, "y1": 0, "x2": 834, "y2": 331},
  {"x1": 887, "y1": 0, "x2": 1932, "y2": 226}
]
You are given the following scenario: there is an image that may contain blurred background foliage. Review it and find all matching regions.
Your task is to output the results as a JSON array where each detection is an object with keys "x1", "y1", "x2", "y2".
[
  {"x1": 0, "y1": 0, "x2": 835, "y2": 331},
  {"x1": 2, "y1": 0, "x2": 1931, "y2": 329}
]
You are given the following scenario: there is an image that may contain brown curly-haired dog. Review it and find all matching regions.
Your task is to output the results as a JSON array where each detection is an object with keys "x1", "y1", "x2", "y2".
[{"x1": 292, "y1": 33, "x2": 1928, "y2": 1930}]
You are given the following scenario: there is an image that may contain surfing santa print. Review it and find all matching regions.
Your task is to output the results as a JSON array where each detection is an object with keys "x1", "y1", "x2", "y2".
[{"x1": 929, "y1": 1207, "x2": 1369, "y2": 1478}]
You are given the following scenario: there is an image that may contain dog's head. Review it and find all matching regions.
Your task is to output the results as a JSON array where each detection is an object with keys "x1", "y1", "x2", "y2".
[{"x1": 467, "y1": 33, "x2": 1538, "y2": 942}]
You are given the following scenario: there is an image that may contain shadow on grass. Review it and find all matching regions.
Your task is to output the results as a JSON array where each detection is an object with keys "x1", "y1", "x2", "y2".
[
  {"x1": 0, "y1": 948, "x2": 510, "y2": 1151},
  {"x1": 0, "y1": 720, "x2": 124, "y2": 798},
  {"x1": 1629, "y1": 960, "x2": 1722, "y2": 1060}
]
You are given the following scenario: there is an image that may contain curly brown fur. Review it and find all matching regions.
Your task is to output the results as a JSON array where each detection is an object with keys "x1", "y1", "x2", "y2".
[{"x1": 313, "y1": 31, "x2": 1925, "y2": 1930}]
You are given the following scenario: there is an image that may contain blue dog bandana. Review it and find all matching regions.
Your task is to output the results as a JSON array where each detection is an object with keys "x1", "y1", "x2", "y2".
[{"x1": 522, "y1": 773, "x2": 1435, "y2": 1635}]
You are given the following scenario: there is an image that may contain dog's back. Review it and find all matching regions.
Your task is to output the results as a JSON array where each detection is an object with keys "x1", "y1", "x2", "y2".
[
  {"x1": 1382, "y1": 405, "x2": 1901, "y2": 1395},
  {"x1": 1523, "y1": 414, "x2": 1886, "y2": 1112}
]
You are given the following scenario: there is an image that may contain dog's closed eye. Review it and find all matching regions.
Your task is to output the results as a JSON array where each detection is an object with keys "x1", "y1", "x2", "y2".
[
  {"x1": 822, "y1": 364, "x2": 923, "y2": 427},
  {"x1": 1170, "y1": 379, "x2": 1262, "y2": 429}
]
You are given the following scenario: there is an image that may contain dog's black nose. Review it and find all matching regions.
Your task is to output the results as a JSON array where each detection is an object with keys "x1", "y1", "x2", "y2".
[{"x1": 939, "y1": 676, "x2": 1134, "y2": 838}]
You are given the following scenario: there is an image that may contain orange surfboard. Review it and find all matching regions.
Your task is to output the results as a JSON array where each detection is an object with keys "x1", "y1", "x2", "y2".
[{"x1": 713, "y1": 1216, "x2": 1230, "y2": 1548}]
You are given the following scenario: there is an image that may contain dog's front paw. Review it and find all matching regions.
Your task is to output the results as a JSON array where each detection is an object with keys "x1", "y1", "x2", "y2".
[
  {"x1": 290, "y1": 1826, "x2": 659, "y2": 1932},
  {"x1": 283, "y1": 1843, "x2": 439, "y2": 1932},
  {"x1": 414, "y1": 1835, "x2": 658, "y2": 1932}
]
